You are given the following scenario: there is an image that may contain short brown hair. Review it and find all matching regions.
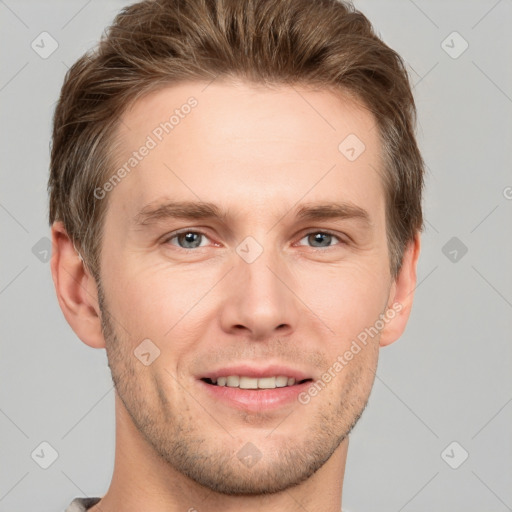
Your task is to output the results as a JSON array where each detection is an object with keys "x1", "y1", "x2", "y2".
[{"x1": 48, "y1": 0, "x2": 424, "y2": 281}]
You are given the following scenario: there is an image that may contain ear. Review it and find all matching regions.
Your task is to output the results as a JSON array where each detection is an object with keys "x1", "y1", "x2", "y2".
[
  {"x1": 50, "y1": 221, "x2": 105, "y2": 349},
  {"x1": 379, "y1": 232, "x2": 421, "y2": 347}
]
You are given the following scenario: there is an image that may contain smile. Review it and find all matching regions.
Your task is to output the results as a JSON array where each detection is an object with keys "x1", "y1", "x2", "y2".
[{"x1": 202, "y1": 375, "x2": 311, "y2": 389}]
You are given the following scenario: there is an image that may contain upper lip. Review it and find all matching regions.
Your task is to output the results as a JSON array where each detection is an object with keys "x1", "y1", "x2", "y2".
[{"x1": 199, "y1": 364, "x2": 312, "y2": 382}]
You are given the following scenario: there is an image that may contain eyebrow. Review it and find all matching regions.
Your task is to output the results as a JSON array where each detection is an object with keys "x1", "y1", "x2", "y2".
[{"x1": 133, "y1": 200, "x2": 371, "y2": 227}]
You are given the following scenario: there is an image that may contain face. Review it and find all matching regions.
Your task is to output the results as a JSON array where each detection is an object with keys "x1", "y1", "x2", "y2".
[{"x1": 97, "y1": 79, "x2": 395, "y2": 495}]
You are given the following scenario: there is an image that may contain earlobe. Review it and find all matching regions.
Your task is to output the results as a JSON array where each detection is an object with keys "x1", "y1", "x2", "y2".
[
  {"x1": 50, "y1": 222, "x2": 106, "y2": 349},
  {"x1": 379, "y1": 233, "x2": 421, "y2": 347}
]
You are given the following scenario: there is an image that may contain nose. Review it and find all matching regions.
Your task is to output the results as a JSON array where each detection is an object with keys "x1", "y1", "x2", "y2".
[{"x1": 218, "y1": 245, "x2": 300, "y2": 341}]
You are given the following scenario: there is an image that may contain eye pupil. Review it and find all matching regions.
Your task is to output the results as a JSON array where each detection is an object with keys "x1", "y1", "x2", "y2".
[
  {"x1": 309, "y1": 232, "x2": 331, "y2": 247},
  {"x1": 179, "y1": 232, "x2": 201, "y2": 248}
]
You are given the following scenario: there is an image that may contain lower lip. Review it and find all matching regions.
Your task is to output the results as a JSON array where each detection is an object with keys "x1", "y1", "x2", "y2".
[{"x1": 197, "y1": 379, "x2": 312, "y2": 412}]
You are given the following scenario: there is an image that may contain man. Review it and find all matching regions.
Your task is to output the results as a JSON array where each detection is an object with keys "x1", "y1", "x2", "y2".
[{"x1": 49, "y1": 0, "x2": 423, "y2": 510}]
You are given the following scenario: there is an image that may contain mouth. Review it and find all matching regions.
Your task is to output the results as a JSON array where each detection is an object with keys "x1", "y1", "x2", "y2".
[
  {"x1": 197, "y1": 366, "x2": 314, "y2": 412},
  {"x1": 201, "y1": 376, "x2": 313, "y2": 389}
]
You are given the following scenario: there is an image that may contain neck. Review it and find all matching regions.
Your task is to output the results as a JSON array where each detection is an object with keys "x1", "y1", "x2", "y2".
[{"x1": 92, "y1": 393, "x2": 348, "y2": 512}]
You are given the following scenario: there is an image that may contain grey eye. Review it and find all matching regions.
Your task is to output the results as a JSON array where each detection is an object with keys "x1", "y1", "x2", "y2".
[
  {"x1": 299, "y1": 232, "x2": 340, "y2": 248},
  {"x1": 170, "y1": 231, "x2": 207, "y2": 249}
]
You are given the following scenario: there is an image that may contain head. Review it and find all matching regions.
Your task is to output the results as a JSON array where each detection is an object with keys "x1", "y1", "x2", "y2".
[{"x1": 49, "y1": 0, "x2": 423, "y2": 496}]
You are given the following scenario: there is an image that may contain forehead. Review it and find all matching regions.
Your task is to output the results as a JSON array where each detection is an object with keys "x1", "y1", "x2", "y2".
[{"x1": 108, "y1": 80, "x2": 385, "y2": 222}]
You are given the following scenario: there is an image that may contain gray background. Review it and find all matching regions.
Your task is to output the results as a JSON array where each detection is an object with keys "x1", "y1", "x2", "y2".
[{"x1": 1, "y1": 0, "x2": 511, "y2": 511}]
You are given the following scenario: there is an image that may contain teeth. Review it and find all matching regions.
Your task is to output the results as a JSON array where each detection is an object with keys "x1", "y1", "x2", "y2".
[
  {"x1": 226, "y1": 375, "x2": 239, "y2": 387},
  {"x1": 276, "y1": 376, "x2": 288, "y2": 387},
  {"x1": 257, "y1": 377, "x2": 276, "y2": 389},
  {"x1": 240, "y1": 376, "x2": 258, "y2": 389},
  {"x1": 210, "y1": 375, "x2": 302, "y2": 389}
]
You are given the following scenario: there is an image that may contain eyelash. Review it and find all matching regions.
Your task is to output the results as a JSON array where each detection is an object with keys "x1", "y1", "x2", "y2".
[{"x1": 162, "y1": 229, "x2": 346, "y2": 251}]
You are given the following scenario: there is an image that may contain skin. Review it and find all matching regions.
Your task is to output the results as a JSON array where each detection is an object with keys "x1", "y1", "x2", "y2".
[{"x1": 51, "y1": 79, "x2": 420, "y2": 512}]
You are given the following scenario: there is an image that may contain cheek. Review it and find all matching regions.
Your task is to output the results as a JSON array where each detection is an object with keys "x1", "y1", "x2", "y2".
[
  {"x1": 296, "y1": 259, "x2": 390, "y2": 339},
  {"x1": 103, "y1": 260, "x2": 216, "y2": 348}
]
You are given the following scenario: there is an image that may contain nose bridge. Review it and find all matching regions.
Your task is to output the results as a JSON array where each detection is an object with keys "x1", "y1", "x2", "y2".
[
  {"x1": 220, "y1": 234, "x2": 299, "y2": 338},
  {"x1": 240, "y1": 239, "x2": 283, "y2": 301}
]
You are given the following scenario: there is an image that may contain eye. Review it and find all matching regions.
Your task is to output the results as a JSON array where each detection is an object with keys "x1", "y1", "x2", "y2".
[
  {"x1": 164, "y1": 230, "x2": 210, "y2": 249},
  {"x1": 162, "y1": 229, "x2": 345, "y2": 251},
  {"x1": 297, "y1": 231, "x2": 344, "y2": 249}
]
